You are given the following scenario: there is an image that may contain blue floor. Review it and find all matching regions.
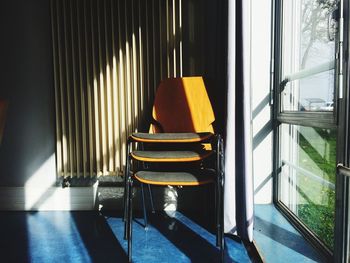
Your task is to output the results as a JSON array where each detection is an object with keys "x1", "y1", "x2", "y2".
[
  {"x1": 254, "y1": 204, "x2": 325, "y2": 263},
  {"x1": 0, "y1": 211, "x2": 251, "y2": 262}
]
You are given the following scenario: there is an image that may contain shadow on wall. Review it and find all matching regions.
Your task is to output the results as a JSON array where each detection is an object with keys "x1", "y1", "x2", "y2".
[
  {"x1": 252, "y1": 94, "x2": 273, "y2": 199},
  {"x1": 182, "y1": 0, "x2": 228, "y2": 135},
  {"x1": 51, "y1": 0, "x2": 227, "y2": 180},
  {"x1": 51, "y1": 0, "x2": 184, "y2": 179},
  {"x1": 0, "y1": 0, "x2": 56, "y2": 186},
  {"x1": 0, "y1": 100, "x2": 8, "y2": 146}
]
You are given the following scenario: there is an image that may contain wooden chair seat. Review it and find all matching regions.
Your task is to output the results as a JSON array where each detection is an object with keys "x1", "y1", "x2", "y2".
[
  {"x1": 134, "y1": 169, "x2": 215, "y2": 186},
  {"x1": 124, "y1": 77, "x2": 224, "y2": 262},
  {"x1": 131, "y1": 150, "x2": 213, "y2": 162},
  {"x1": 130, "y1": 132, "x2": 213, "y2": 143}
]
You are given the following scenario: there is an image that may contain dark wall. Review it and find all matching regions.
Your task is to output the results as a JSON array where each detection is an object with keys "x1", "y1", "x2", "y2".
[
  {"x1": 182, "y1": 0, "x2": 228, "y2": 136},
  {"x1": 0, "y1": 0, "x2": 55, "y2": 186},
  {"x1": 0, "y1": 0, "x2": 227, "y2": 186}
]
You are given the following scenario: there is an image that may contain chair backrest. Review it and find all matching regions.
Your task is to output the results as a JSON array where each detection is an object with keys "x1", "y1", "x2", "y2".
[{"x1": 150, "y1": 76, "x2": 215, "y2": 133}]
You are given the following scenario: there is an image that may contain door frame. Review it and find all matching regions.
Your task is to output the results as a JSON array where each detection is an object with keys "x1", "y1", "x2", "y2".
[
  {"x1": 334, "y1": 0, "x2": 350, "y2": 261},
  {"x1": 271, "y1": 0, "x2": 348, "y2": 261}
]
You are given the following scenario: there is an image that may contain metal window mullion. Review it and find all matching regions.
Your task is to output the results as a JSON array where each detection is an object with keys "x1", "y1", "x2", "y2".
[
  {"x1": 273, "y1": 0, "x2": 287, "y2": 204},
  {"x1": 335, "y1": 0, "x2": 350, "y2": 261}
]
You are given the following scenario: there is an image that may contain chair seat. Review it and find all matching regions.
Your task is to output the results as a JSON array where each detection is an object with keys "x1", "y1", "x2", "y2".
[
  {"x1": 131, "y1": 132, "x2": 213, "y2": 143},
  {"x1": 134, "y1": 169, "x2": 215, "y2": 186},
  {"x1": 131, "y1": 150, "x2": 213, "y2": 162}
]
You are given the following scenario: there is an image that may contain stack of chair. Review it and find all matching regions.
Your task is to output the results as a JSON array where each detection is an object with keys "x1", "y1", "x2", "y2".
[{"x1": 123, "y1": 76, "x2": 225, "y2": 262}]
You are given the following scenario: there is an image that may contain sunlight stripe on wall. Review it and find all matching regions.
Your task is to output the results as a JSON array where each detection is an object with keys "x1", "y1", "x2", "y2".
[{"x1": 51, "y1": 0, "x2": 183, "y2": 178}]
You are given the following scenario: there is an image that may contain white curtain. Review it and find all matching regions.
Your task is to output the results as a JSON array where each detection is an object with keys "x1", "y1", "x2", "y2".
[{"x1": 224, "y1": 0, "x2": 254, "y2": 242}]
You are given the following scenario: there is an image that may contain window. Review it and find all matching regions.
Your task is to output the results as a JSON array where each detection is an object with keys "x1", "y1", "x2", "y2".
[{"x1": 273, "y1": 0, "x2": 340, "y2": 257}]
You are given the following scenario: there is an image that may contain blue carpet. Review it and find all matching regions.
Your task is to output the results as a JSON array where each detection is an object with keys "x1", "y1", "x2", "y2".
[
  {"x1": 0, "y1": 212, "x2": 128, "y2": 263},
  {"x1": 108, "y1": 211, "x2": 251, "y2": 263},
  {"x1": 0, "y1": 211, "x2": 250, "y2": 263}
]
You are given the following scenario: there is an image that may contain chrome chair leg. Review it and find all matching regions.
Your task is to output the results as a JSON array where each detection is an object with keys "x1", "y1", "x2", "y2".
[
  {"x1": 140, "y1": 183, "x2": 148, "y2": 228},
  {"x1": 215, "y1": 180, "x2": 219, "y2": 247},
  {"x1": 124, "y1": 143, "x2": 132, "y2": 239},
  {"x1": 147, "y1": 184, "x2": 155, "y2": 213},
  {"x1": 214, "y1": 134, "x2": 225, "y2": 256},
  {"x1": 218, "y1": 173, "x2": 224, "y2": 257},
  {"x1": 123, "y1": 141, "x2": 131, "y2": 222},
  {"x1": 127, "y1": 177, "x2": 133, "y2": 262},
  {"x1": 218, "y1": 135, "x2": 225, "y2": 258},
  {"x1": 219, "y1": 177, "x2": 225, "y2": 262},
  {"x1": 123, "y1": 172, "x2": 128, "y2": 222},
  {"x1": 215, "y1": 134, "x2": 221, "y2": 247},
  {"x1": 124, "y1": 177, "x2": 130, "y2": 240}
]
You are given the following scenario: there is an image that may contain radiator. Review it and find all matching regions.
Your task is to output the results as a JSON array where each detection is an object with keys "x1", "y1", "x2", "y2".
[{"x1": 51, "y1": 0, "x2": 183, "y2": 178}]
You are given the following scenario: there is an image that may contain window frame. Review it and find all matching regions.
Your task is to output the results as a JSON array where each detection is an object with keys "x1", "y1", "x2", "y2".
[{"x1": 271, "y1": 0, "x2": 346, "y2": 260}]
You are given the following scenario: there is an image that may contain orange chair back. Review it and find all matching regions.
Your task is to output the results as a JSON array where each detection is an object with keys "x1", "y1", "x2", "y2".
[{"x1": 151, "y1": 77, "x2": 215, "y2": 133}]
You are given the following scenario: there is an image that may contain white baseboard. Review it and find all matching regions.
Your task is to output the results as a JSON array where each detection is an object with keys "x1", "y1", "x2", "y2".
[{"x1": 0, "y1": 182, "x2": 98, "y2": 211}]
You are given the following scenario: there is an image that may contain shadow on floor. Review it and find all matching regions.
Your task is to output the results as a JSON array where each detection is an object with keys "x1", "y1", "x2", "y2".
[
  {"x1": 255, "y1": 216, "x2": 321, "y2": 262},
  {"x1": 0, "y1": 209, "x2": 251, "y2": 263},
  {"x1": 106, "y1": 210, "x2": 251, "y2": 263},
  {"x1": 254, "y1": 205, "x2": 324, "y2": 263},
  {"x1": 0, "y1": 211, "x2": 128, "y2": 263}
]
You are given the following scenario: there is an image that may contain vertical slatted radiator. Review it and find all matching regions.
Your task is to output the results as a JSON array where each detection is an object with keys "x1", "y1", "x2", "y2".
[{"x1": 51, "y1": 0, "x2": 183, "y2": 178}]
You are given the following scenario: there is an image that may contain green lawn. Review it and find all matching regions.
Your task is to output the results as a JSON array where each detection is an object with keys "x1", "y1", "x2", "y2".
[{"x1": 296, "y1": 127, "x2": 336, "y2": 249}]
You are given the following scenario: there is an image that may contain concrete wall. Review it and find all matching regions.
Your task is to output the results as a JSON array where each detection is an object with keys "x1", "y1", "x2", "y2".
[
  {"x1": 0, "y1": 0, "x2": 56, "y2": 187},
  {"x1": 251, "y1": 0, "x2": 273, "y2": 204}
]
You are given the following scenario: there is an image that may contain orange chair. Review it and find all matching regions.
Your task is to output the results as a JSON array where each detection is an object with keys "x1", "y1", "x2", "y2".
[{"x1": 123, "y1": 76, "x2": 224, "y2": 262}]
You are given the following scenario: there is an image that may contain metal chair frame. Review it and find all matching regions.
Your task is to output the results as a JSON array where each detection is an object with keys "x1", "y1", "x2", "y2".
[{"x1": 123, "y1": 134, "x2": 225, "y2": 262}]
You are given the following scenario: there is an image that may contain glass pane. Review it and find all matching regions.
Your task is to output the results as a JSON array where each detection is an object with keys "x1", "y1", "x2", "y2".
[
  {"x1": 279, "y1": 124, "x2": 336, "y2": 249},
  {"x1": 281, "y1": 0, "x2": 337, "y2": 112},
  {"x1": 282, "y1": 70, "x2": 335, "y2": 112}
]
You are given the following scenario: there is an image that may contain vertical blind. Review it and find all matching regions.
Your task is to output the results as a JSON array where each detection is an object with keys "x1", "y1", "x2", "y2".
[{"x1": 51, "y1": 0, "x2": 183, "y2": 178}]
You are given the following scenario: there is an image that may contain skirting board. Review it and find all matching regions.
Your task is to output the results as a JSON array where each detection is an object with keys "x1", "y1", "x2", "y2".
[{"x1": 0, "y1": 182, "x2": 98, "y2": 211}]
